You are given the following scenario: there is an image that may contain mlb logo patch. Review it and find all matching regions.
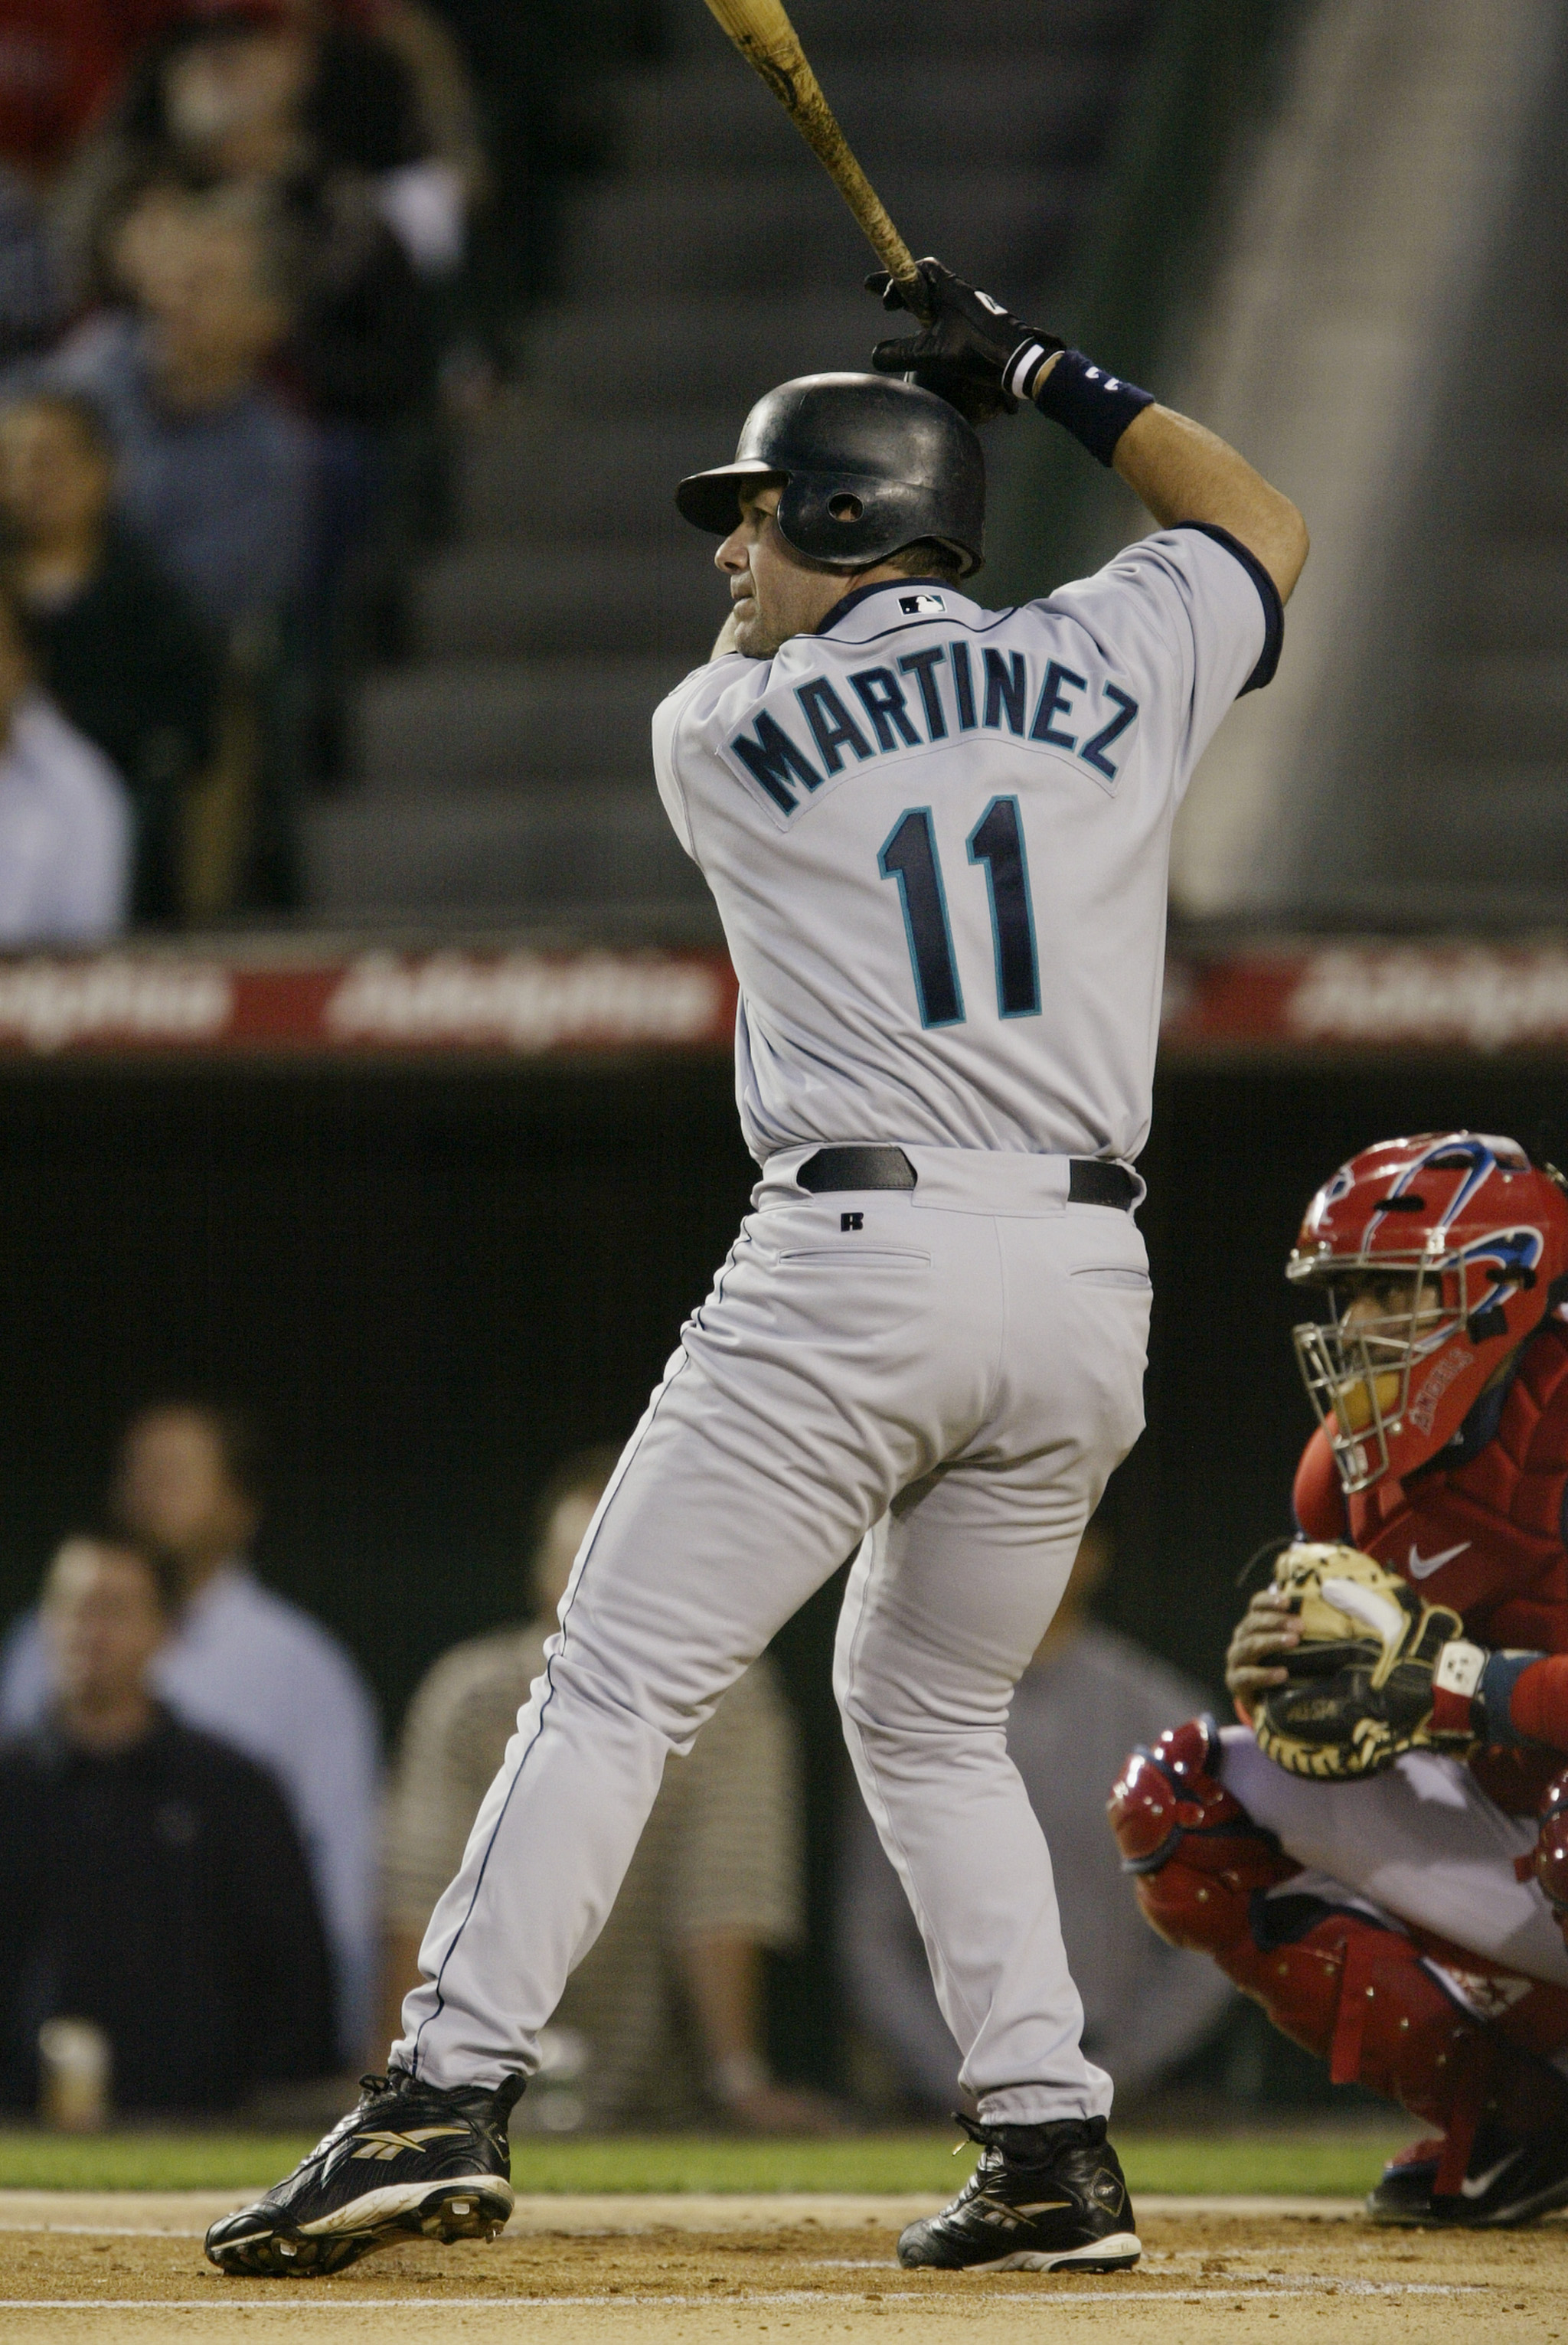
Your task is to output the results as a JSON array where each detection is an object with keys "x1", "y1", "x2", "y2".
[{"x1": 899, "y1": 592, "x2": 946, "y2": 616}]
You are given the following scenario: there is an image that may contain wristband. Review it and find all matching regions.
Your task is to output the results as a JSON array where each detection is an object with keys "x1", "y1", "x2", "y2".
[
  {"x1": 1429, "y1": 1638, "x2": 1487, "y2": 1739},
  {"x1": 1478, "y1": 1649, "x2": 1549, "y2": 1748},
  {"x1": 1429, "y1": 1644, "x2": 1548, "y2": 1746},
  {"x1": 1032, "y1": 348, "x2": 1155, "y2": 465}
]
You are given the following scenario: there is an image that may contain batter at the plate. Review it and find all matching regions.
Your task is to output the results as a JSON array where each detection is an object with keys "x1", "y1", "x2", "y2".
[{"x1": 207, "y1": 258, "x2": 1308, "y2": 2280}]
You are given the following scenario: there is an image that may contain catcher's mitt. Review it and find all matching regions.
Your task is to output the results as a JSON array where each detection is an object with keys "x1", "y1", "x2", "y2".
[{"x1": 1253, "y1": 1543, "x2": 1484, "y2": 1780}]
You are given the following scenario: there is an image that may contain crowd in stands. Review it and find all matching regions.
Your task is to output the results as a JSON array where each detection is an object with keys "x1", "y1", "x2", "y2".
[
  {"x1": 0, "y1": 0, "x2": 504, "y2": 939},
  {"x1": 0, "y1": 1408, "x2": 1233, "y2": 2126},
  {"x1": 0, "y1": 1400, "x2": 381, "y2": 2067},
  {"x1": 0, "y1": 1533, "x2": 334, "y2": 2112}
]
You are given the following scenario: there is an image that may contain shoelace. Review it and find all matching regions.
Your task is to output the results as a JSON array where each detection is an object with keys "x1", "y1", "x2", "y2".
[{"x1": 299, "y1": 2076, "x2": 404, "y2": 2170}]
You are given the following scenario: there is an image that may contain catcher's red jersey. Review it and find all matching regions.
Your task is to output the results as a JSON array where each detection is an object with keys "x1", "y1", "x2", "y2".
[{"x1": 1294, "y1": 1312, "x2": 1568, "y2": 1799}]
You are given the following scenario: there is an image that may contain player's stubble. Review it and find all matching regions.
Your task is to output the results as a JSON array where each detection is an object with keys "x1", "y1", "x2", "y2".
[{"x1": 715, "y1": 486, "x2": 903, "y2": 659}]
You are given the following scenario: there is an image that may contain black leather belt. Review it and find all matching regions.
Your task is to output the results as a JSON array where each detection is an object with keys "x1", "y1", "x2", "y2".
[
  {"x1": 798, "y1": 1146, "x2": 916, "y2": 1193},
  {"x1": 1067, "y1": 1159, "x2": 1138, "y2": 1210},
  {"x1": 795, "y1": 1146, "x2": 1135, "y2": 1210}
]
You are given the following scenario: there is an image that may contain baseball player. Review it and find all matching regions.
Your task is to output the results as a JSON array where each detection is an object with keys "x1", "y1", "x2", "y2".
[
  {"x1": 1111, "y1": 1132, "x2": 1568, "y2": 2226},
  {"x1": 207, "y1": 259, "x2": 1306, "y2": 2278}
]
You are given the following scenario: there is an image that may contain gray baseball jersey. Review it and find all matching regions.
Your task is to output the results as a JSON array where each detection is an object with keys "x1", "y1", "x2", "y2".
[{"x1": 653, "y1": 524, "x2": 1278, "y2": 1164}]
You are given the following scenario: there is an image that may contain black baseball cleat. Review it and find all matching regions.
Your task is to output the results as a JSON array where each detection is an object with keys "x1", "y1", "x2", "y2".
[
  {"x1": 1367, "y1": 2121, "x2": 1568, "y2": 2228},
  {"x1": 897, "y1": 2112, "x2": 1141, "y2": 2272},
  {"x1": 204, "y1": 2067, "x2": 523, "y2": 2276}
]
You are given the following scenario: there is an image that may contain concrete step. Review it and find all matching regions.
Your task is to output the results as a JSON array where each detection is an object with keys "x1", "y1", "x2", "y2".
[
  {"x1": 1485, "y1": 443, "x2": 1568, "y2": 534},
  {"x1": 305, "y1": 784, "x2": 715, "y2": 919},
  {"x1": 1345, "y1": 28, "x2": 1568, "y2": 926},
  {"x1": 1441, "y1": 547, "x2": 1568, "y2": 649},
  {"x1": 1393, "y1": 762, "x2": 1568, "y2": 890},
  {"x1": 1490, "y1": 343, "x2": 1568, "y2": 407},
  {"x1": 358, "y1": 655, "x2": 686, "y2": 790},
  {"x1": 416, "y1": 541, "x2": 723, "y2": 661},
  {"x1": 459, "y1": 405, "x2": 738, "y2": 540},
  {"x1": 1295, "y1": 872, "x2": 1568, "y2": 928},
  {"x1": 557, "y1": 167, "x2": 1083, "y2": 297},
  {"x1": 608, "y1": 57, "x2": 1122, "y2": 171},
  {"x1": 662, "y1": 0, "x2": 1148, "y2": 60},
  {"x1": 521, "y1": 291, "x2": 1061, "y2": 411},
  {"x1": 1419, "y1": 651, "x2": 1568, "y2": 760}
]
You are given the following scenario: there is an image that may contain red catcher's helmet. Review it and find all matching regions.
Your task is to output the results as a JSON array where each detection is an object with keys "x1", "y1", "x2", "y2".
[{"x1": 1287, "y1": 1132, "x2": 1568, "y2": 1494}]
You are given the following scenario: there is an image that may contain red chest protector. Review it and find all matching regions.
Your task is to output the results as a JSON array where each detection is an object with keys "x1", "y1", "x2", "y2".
[
  {"x1": 1294, "y1": 1318, "x2": 1568, "y2": 1807},
  {"x1": 1294, "y1": 1318, "x2": 1568, "y2": 1644}
]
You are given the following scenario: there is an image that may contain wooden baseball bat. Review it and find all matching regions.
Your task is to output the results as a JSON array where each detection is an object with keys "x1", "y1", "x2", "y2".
[{"x1": 700, "y1": 0, "x2": 933, "y2": 320}]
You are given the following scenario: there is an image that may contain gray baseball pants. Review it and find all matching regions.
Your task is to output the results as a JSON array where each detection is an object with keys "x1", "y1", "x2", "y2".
[
  {"x1": 394, "y1": 1145, "x2": 1151, "y2": 2124},
  {"x1": 1220, "y1": 1728, "x2": 1568, "y2": 1990}
]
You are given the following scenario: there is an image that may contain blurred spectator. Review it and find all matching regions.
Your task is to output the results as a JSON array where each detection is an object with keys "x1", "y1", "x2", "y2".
[
  {"x1": 0, "y1": 3, "x2": 140, "y2": 185},
  {"x1": 0, "y1": 389, "x2": 220, "y2": 924},
  {"x1": 0, "y1": 1533, "x2": 334, "y2": 2113},
  {"x1": 0, "y1": 1402, "x2": 380, "y2": 2062},
  {"x1": 0, "y1": 567, "x2": 129, "y2": 942},
  {"x1": 60, "y1": 2, "x2": 459, "y2": 782},
  {"x1": 112, "y1": 2, "x2": 472, "y2": 203},
  {"x1": 25, "y1": 3, "x2": 478, "y2": 287},
  {"x1": 49, "y1": 178, "x2": 308, "y2": 635},
  {"x1": 373, "y1": 0, "x2": 488, "y2": 246},
  {"x1": 42, "y1": 178, "x2": 310, "y2": 910},
  {"x1": 383, "y1": 1446, "x2": 831, "y2": 2132},
  {"x1": 0, "y1": 6, "x2": 171, "y2": 360},
  {"x1": 839, "y1": 1520, "x2": 1236, "y2": 2115},
  {"x1": 0, "y1": 168, "x2": 54, "y2": 361},
  {"x1": 153, "y1": 0, "x2": 476, "y2": 270}
]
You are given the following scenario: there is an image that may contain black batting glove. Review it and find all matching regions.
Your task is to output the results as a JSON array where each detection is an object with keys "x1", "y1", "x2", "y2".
[{"x1": 866, "y1": 257, "x2": 1063, "y2": 426}]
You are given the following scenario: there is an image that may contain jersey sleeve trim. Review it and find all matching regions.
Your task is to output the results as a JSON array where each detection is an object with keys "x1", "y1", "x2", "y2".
[{"x1": 1174, "y1": 521, "x2": 1284, "y2": 695}]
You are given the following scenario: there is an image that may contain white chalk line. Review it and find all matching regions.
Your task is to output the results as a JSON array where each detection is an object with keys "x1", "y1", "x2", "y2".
[
  {"x1": 0, "y1": 2227, "x2": 207, "y2": 2240},
  {"x1": 0, "y1": 2281, "x2": 1486, "y2": 2311}
]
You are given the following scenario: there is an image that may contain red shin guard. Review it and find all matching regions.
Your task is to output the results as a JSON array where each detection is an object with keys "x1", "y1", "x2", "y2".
[{"x1": 1109, "y1": 1719, "x2": 1568, "y2": 2190}]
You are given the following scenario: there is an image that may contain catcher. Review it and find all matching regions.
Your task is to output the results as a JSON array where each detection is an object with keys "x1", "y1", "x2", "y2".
[{"x1": 1110, "y1": 1132, "x2": 1568, "y2": 2225}]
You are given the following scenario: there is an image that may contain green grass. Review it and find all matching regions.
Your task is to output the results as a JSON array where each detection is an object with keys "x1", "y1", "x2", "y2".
[
  {"x1": 0, "y1": 2126, "x2": 1407, "y2": 2197},
  {"x1": 0, "y1": 2132, "x2": 319, "y2": 2191},
  {"x1": 0, "y1": 2133, "x2": 318, "y2": 2192},
  {"x1": 1120, "y1": 2132, "x2": 1404, "y2": 2197}
]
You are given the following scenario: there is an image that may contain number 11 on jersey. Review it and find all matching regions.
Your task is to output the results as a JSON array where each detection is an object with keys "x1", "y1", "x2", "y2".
[{"x1": 879, "y1": 797, "x2": 1040, "y2": 1028}]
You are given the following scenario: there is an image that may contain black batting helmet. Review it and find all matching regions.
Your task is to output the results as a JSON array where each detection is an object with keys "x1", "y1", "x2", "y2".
[{"x1": 675, "y1": 373, "x2": 985, "y2": 578}]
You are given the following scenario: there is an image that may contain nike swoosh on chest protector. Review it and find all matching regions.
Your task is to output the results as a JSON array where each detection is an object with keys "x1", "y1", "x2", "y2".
[{"x1": 1406, "y1": 1540, "x2": 1472, "y2": 1579}]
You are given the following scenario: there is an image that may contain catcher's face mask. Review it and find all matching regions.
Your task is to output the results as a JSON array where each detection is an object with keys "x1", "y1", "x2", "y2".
[
  {"x1": 1292, "y1": 1268, "x2": 1458, "y2": 1491},
  {"x1": 1286, "y1": 1132, "x2": 1568, "y2": 1494}
]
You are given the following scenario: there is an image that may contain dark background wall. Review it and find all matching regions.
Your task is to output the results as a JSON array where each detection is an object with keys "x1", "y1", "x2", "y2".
[
  {"x1": 0, "y1": 1053, "x2": 1558, "y2": 2086},
  {"x1": 0, "y1": 1062, "x2": 756, "y2": 1709}
]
